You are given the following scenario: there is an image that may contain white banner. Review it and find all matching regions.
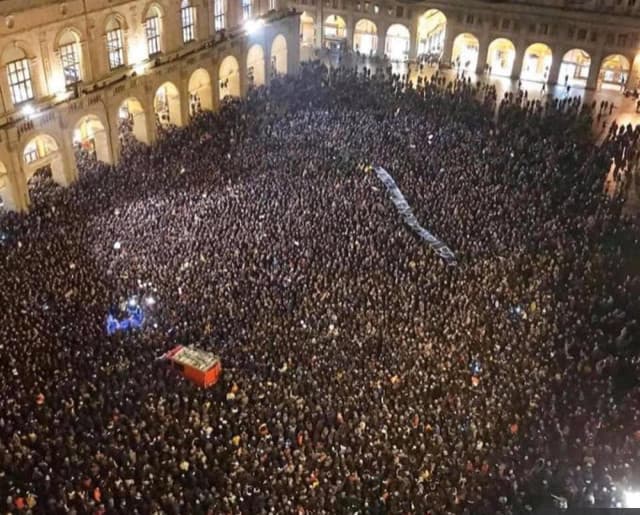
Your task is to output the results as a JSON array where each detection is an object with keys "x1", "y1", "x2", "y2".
[{"x1": 374, "y1": 166, "x2": 457, "y2": 265}]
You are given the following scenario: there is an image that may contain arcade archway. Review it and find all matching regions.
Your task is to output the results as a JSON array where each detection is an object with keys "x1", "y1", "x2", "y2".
[
  {"x1": 300, "y1": 12, "x2": 315, "y2": 48},
  {"x1": 559, "y1": 49, "x2": 591, "y2": 87},
  {"x1": 271, "y1": 34, "x2": 288, "y2": 76},
  {"x1": 417, "y1": 9, "x2": 446, "y2": 58},
  {"x1": 521, "y1": 43, "x2": 553, "y2": 82},
  {"x1": 72, "y1": 115, "x2": 111, "y2": 164},
  {"x1": 118, "y1": 97, "x2": 149, "y2": 144},
  {"x1": 247, "y1": 44, "x2": 266, "y2": 88},
  {"x1": 188, "y1": 68, "x2": 213, "y2": 115},
  {"x1": 323, "y1": 15, "x2": 347, "y2": 50},
  {"x1": 599, "y1": 54, "x2": 630, "y2": 90},
  {"x1": 385, "y1": 24, "x2": 410, "y2": 62},
  {"x1": 154, "y1": 82, "x2": 183, "y2": 128},
  {"x1": 451, "y1": 33, "x2": 479, "y2": 71},
  {"x1": 487, "y1": 38, "x2": 515, "y2": 77},
  {"x1": 353, "y1": 19, "x2": 377, "y2": 56},
  {"x1": 219, "y1": 55, "x2": 240, "y2": 99},
  {"x1": 22, "y1": 134, "x2": 65, "y2": 186}
]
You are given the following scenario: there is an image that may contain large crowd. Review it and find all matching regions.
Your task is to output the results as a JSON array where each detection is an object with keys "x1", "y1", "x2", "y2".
[{"x1": 1, "y1": 61, "x2": 639, "y2": 514}]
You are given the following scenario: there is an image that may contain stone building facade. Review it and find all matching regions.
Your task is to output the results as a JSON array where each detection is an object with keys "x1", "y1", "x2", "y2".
[
  {"x1": 0, "y1": 0, "x2": 299, "y2": 211},
  {"x1": 296, "y1": 0, "x2": 640, "y2": 90},
  {"x1": 1, "y1": 0, "x2": 639, "y2": 212}
]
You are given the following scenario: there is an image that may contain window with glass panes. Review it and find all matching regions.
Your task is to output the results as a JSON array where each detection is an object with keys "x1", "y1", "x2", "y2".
[
  {"x1": 269, "y1": 0, "x2": 276, "y2": 10},
  {"x1": 214, "y1": 0, "x2": 225, "y2": 30},
  {"x1": 24, "y1": 145, "x2": 38, "y2": 164},
  {"x1": 181, "y1": 4, "x2": 196, "y2": 42},
  {"x1": 107, "y1": 28, "x2": 124, "y2": 69},
  {"x1": 242, "y1": 0, "x2": 252, "y2": 20},
  {"x1": 146, "y1": 16, "x2": 161, "y2": 55},
  {"x1": 60, "y1": 42, "x2": 81, "y2": 85},
  {"x1": 7, "y1": 59, "x2": 34, "y2": 105}
]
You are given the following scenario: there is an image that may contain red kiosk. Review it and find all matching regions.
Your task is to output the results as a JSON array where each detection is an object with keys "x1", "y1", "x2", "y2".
[{"x1": 165, "y1": 345, "x2": 222, "y2": 388}]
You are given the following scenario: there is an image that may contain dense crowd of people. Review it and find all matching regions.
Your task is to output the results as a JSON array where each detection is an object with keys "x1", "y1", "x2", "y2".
[{"x1": 1, "y1": 61, "x2": 639, "y2": 514}]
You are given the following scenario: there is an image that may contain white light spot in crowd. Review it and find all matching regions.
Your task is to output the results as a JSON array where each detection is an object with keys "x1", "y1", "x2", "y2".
[{"x1": 624, "y1": 491, "x2": 640, "y2": 508}]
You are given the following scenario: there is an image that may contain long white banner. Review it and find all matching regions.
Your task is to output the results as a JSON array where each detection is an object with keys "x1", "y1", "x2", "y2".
[{"x1": 374, "y1": 166, "x2": 457, "y2": 265}]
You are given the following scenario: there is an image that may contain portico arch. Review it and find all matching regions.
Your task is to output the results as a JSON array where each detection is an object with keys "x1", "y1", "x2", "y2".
[
  {"x1": 521, "y1": 43, "x2": 553, "y2": 82},
  {"x1": 271, "y1": 34, "x2": 288, "y2": 76},
  {"x1": 354, "y1": 19, "x2": 377, "y2": 55},
  {"x1": 452, "y1": 33, "x2": 479, "y2": 71},
  {"x1": 417, "y1": 9, "x2": 446, "y2": 58},
  {"x1": 188, "y1": 68, "x2": 213, "y2": 114},
  {"x1": 247, "y1": 44, "x2": 266, "y2": 88},
  {"x1": 154, "y1": 81, "x2": 183, "y2": 128},
  {"x1": 300, "y1": 12, "x2": 315, "y2": 48},
  {"x1": 22, "y1": 133, "x2": 66, "y2": 186},
  {"x1": 323, "y1": 15, "x2": 347, "y2": 49},
  {"x1": 118, "y1": 97, "x2": 149, "y2": 144},
  {"x1": 300, "y1": 12, "x2": 315, "y2": 61},
  {"x1": 219, "y1": 55, "x2": 240, "y2": 99},
  {"x1": 599, "y1": 54, "x2": 630, "y2": 90},
  {"x1": 486, "y1": 38, "x2": 515, "y2": 77},
  {"x1": 72, "y1": 114, "x2": 111, "y2": 164},
  {"x1": 385, "y1": 24, "x2": 410, "y2": 62},
  {"x1": 559, "y1": 49, "x2": 591, "y2": 87}
]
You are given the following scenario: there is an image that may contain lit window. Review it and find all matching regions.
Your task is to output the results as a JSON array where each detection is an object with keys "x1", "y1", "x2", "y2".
[
  {"x1": 242, "y1": 0, "x2": 252, "y2": 20},
  {"x1": 24, "y1": 143, "x2": 38, "y2": 164},
  {"x1": 214, "y1": 0, "x2": 225, "y2": 30},
  {"x1": 146, "y1": 15, "x2": 161, "y2": 55},
  {"x1": 60, "y1": 42, "x2": 81, "y2": 85},
  {"x1": 373, "y1": 3, "x2": 379, "y2": 13},
  {"x1": 106, "y1": 26, "x2": 125, "y2": 69},
  {"x1": 23, "y1": 139, "x2": 52, "y2": 164},
  {"x1": 7, "y1": 58, "x2": 34, "y2": 105},
  {"x1": 269, "y1": 0, "x2": 276, "y2": 10},
  {"x1": 181, "y1": 2, "x2": 196, "y2": 43}
]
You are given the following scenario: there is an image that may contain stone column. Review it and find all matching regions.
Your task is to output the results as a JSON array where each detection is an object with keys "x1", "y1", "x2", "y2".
[
  {"x1": 79, "y1": 39, "x2": 94, "y2": 83},
  {"x1": 144, "y1": 84, "x2": 158, "y2": 143},
  {"x1": 288, "y1": 20, "x2": 301, "y2": 74},
  {"x1": 58, "y1": 130, "x2": 79, "y2": 186},
  {"x1": 30, "y1": 56, "x2": 48, "y2": 99},
  {"x1": 346, "y1": 16, "x2": 355, "y2": 52},
  {"x1": 510, "y1": 40, "x2": 526, "y2": 80},
  {"x1": 197, "y1": 0, "x2": 211, "y2": 40},
  {"x1": 408, "y1": 17, "x2": 419, "y2": 61},
  {"x1": 376, "y1": 21, "x2": 387, "y2": 58},
  {"x1": 546, "y1": 50, "x2": 562, "y2": 84},
  {"x1": 167, "y1": 9, "x2": 183, "y2": 52},
  {"x1": 4, "y1": 142, "x2": 29, "y2": 212},
  {"x1": 317, "y1": 5, "x2": 324, "y2": 49},
  {"x1": 238, "y1": 49, "x2": 249, "y2": 97},
  {"x1": 585, "y1": 53, "x2": 601, "y2": 90},
  {"x1": 180, "y1": 71, "x2": 191, "y2": 124},
  {"x1": 440, "y1": 29, "x2": 455, "y2": 67},
  {"x1": 211, "y1": 56, "x2": 221, "y2": 111},
  {"x1": 109, "y1": 121, "x2": 122, "y2": 164},
  {"x1": 0, "y1": 67, "x2": 15, "y2": 112},
  {"x1": 475, "y1": 36, "x2": 490, "y2": 76}
]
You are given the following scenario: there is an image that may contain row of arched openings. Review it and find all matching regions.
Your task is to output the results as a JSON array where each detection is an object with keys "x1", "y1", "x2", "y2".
[
  {"x1": 301, "y1": 10, "x2": 632, "y2": 88},
  {"x1": 0, "y1": 36, "x2": 290, "y2": 208}
]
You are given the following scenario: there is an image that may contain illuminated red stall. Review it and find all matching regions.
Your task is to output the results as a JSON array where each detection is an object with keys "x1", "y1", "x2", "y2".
[{"x1": 165, "y1": 345, "x2": 222, "y2": 388}]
